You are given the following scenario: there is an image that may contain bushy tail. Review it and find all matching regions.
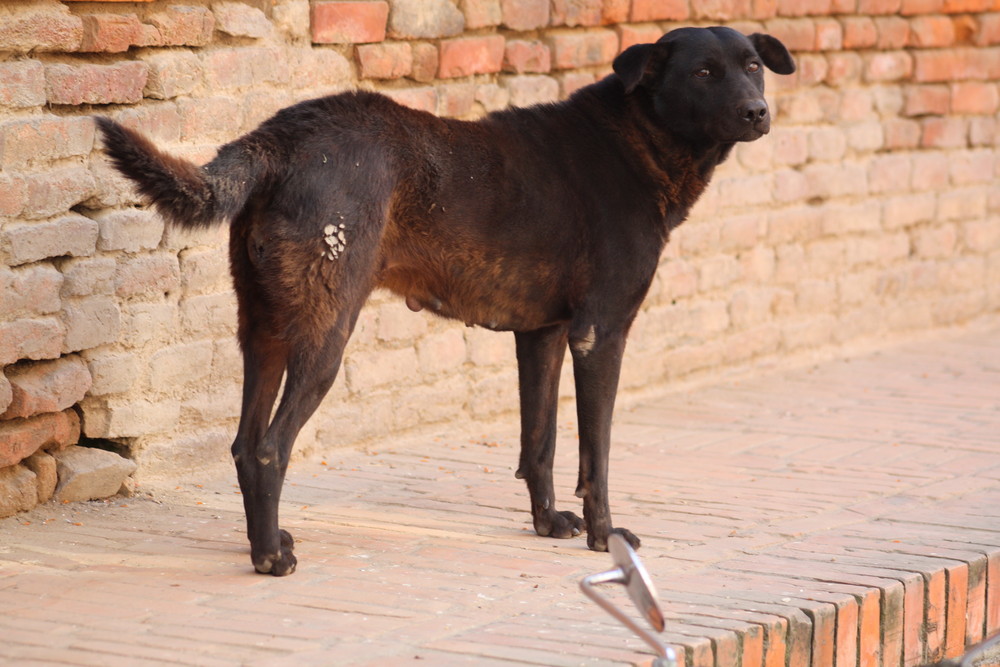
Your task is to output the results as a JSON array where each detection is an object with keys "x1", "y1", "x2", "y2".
[{"x1": 95, "y1": 117, "x2": 263, "y2": 230}]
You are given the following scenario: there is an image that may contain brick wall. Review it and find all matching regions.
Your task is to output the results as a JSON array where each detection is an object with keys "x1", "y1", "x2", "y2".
[{"x1": 0, "y1": 0, "x2": 998, "y2": 514}]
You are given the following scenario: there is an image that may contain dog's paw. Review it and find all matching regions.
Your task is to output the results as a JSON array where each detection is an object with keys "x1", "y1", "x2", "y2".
[
  {"x1": 252, "y1": 529, "x2": 297, "y2": 576},
  {"x1": 534, "y1": 509, "x2": 584, "y2": 539},
  {"x1": 587, "y1": 526, "x2": 641, "y2": 552}
]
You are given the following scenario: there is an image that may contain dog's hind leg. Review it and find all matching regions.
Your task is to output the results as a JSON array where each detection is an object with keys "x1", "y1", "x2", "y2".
[
  {"x1": 514, "y1": 324, "x2": 585, "y2": 540},
  {"x1": 569, "y1": 324, "x2": 640, "y2": 552}
]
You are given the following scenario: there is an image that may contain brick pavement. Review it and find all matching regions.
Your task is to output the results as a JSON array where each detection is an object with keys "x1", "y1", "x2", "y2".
[{"x1": 1, "y1": 320, "x2": 999, "y2": 666}]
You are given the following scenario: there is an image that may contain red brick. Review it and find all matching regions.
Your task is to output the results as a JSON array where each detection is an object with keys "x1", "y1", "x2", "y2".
[
  {"x1": 913, "y1": 47, "x2": 1000, "y2": 82},
  {"x1": 1, "y1": 357, "x2": 92, "y2": 421},
  {"x1": 616, "y1": 24, "x2": 663, "y2": 51},
  {"x1": 114, "y1": 255, "x2": 181, "y2": 299},
  {"x1": 501, "y1": 0, "x2": 550, "y2": 30},
  {"x1": 826, "y1": 52, "x2": 863, "y2": 86},
  {"x1": 0, "y1": 409, "x2": 80, "y2": 468},
  {"x1": 601, "y1": 0, "x2": 630, "y2": 24},
  {"x1": 436, "y1": 82, "x2": 477, "y2": 117},
  {"x1": 79, "y1": 13, "x2": 143, "y2": 53},
  {"x1": 551, "y1": 0, "x2": 603, "y2": 26},
  {"x1": 976, "y1": 14, "x2": 1000, "y2": 45},
  {"x1": 0, "y1": 116, "x2": 95, "y2": 169},
  {"x1": 147, "y1": 5, "x2": 215, "y2": 47},
  {"x1": 908, "y1": 15, "x2": 956, "y2": 47},
  {"x1": 776, "y1": 0, "x2": 831, "y2": 15},
  {"x1": 864, "y1": 51, "x2": 913, "y2": 82},
  {"x1": 0, "y1": 174, "x2": 27, "y2": 218},
  {"x1": 23, "y1": 168, "x2": 98, "y2": 220},
  {"x1": 905, "y1": 84, "x2": 951, "y2": 116},
  {"x1": 631, "y1": 0, "x2": 689, "y2": 20},
  {"x1": 178, "y1": 97, "x2": 244, "y2": 142},
  {"x1": 814, "y1": 19, "x2": 842, "y2": 50},
  {"x1": 942, "y1": 0, "x2": 993, "y2": 10},
  {"x1": 438, "y1": 35, "x2": 505, "y2": 78},
  {"x1": 765, "y1": 19, "x2": 816, "y2": 52},
  {"x1": 875, "y1": 16, "x2": 910, "y2": 49},
  {"x1": 842, "y1": 17, "x2": 878, "y2": 49},
  {"x1": 385, "y1": 87, "x2": 438, "y2": 113},
  {"x1": 858, "y1": 0, "x2": 902, "y2": 12},
  {"x1": 560, "y1": 71, "x2": 596, "y2": 97},
  {"x1": 503, "y1": 40, "x2": 551, "y2": 74},
  {"x1": 503, "y1": 74, "x2": 560, "y2": 107},
  {"x1": 921, "y1": 116, "x2": 968, "y2": 147},
  {"x1": 45, "y1": 62, "x2": 148, "y2": 106},
  {"x1": 692, "y1": 0, "x2": 753, "y2": 20},
  {"x1": 357, "y1": 42, "x2": 413, "y2": 79},
  {"x1": 0, "y1": 9, "x2": 83, "y2": 53},
  {"x1": 0, "y1": 319, "x2": 64, "y2": 367},
  {"x1": 951, "y1": 81, "x2": 1000, "y2": 114},
  {"x1": 901, "y1": 0, "x2": 945, "y2": 12},
  {"x1": 546, "y1": 30, "x2": 618, "y2": 70},
  {"x1": 0, "y1": 60, "x2": 46, "y2": 108},
  {"x1": 311, "y1": 1, "x2": 387, "y2": 44},
  {"x1": 141, "y1": 51, "x2": 202, "y2": 100}
]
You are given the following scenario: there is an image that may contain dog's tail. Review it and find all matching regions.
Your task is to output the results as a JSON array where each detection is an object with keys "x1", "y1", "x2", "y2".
[{"x1": 95, "y1": 117, "x2": 269, "y2": 230}]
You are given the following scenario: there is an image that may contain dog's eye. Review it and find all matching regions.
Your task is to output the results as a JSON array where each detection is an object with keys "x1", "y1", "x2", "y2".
[
  {"x1": 747, "y1": 62, "x2": 761, "y2": 73},
  {"x1": 694, "y1": 68, "x2": 711, "y2": 78}
]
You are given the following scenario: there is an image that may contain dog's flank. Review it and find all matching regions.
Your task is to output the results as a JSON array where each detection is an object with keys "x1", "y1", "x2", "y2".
[{"x1": 96, "y1": 27, "x2": 794, "y2": 576}]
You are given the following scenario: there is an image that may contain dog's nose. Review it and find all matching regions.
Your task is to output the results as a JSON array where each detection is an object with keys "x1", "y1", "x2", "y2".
[{"x1": 740, "y1": 100, "x2": 769, "y2": 124}]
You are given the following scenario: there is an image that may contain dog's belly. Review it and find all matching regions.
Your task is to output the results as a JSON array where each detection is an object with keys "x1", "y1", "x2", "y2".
[{"x1": 380, "y1": 264, "x2": 571, "y2": 332}]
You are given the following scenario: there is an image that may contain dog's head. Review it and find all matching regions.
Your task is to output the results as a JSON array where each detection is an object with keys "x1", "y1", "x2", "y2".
[{"x1": 614, "y1": 27, "x2": 796, "y2": 145}]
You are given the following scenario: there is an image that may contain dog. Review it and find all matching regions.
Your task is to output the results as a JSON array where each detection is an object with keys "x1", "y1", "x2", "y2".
[{"x1": 97, "y1": 26, "x2": 795, "y2": 576}]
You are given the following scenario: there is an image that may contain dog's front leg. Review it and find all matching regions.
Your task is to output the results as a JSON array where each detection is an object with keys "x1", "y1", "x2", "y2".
[
  {"x1": 514, "y1": 325, "x2": 585, "y2": 540},
  {"x1": 569, "y1": 324, "x2": 640, "y2": 552}
]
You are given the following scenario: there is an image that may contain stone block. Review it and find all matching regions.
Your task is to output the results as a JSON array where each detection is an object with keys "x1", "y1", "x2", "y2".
[
  {"x1": 0, "y1": 464, "x2": 37, "y2": 518},
  {"x1": 1, "y1": 356, "x2": 93, "y2": 421},
  {"x1": 23, "y1": 451, "x2": 57, "y2": 503},
  {"x1": 53, "y1": 445, "x2": 136, "y2": 503}
]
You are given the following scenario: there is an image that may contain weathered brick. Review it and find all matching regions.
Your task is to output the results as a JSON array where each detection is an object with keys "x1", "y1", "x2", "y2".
[
  {"x1": 45, "y1": 61, "x2": 148, "y2": 106},
  {"x1": 61, "y1": 296, "x2": 121, "y2": 354},
  {"x1": 412, "y1": 42, "x2": 440, "y2": 83},
  {"x1": 0, "y1": 318, "x2": 64, "y2": 366},
  {"x1": 601, "y1": 0, "x2": 630, "y2": 23},
  {"x1": 79, "y1": 13, "x2": 143, "y2": 53},
  {"x1": 908, "y1": 15, "x2": 956, "y2": 48},
  {"x1": 462, "y1": 0, "x2": 502, "y2": 29},
  {"x1": 149, "y1": 341, "x2": 213, "y2": 390},
  {"x1": 2, "y1": 214, "x2": 99, "y2": 266},
  {"x1": 437, "y1": 82, "x2": 477, "y2": 117},
  {"x1": 503, "y1": 74, "x2": 560, "y2": 107},
  {"x1": 693, "y1": 0, "x2": 753, "y2": 20},
  {"x1": 389, "y1": 0, "x2": 464, "y2": 39},
  {"x1": 901, "y1": 0, "x2": 945, "y2": 12},
  {"x1": 203, "y1": 48, "x2": 254, "y2": 91},
  {"x1": 61, "y1": 257, "x2": 116, "y2": 299},
  {"x1": 776, "y1": 0, "x2": 830, "y2": 15},
  {"x1": 0, "y1": 115, "x2": 95, "y2": 169},
  {"x1": 179, "y1": 293, "x2": 237, "y2": 337},
  {"x1": 82, "y1": 396, "x2": 181, "y2": 439},
  {"x1": 83, "y1": 349, "x2": 138, "y2": 397},
  {"x1": 23, "y1": 451, "x2": 57, "y2": 504},
  {"x1": 178, "y1": 247, "x2": 229, "y2": 296},
  {"x1": 976, "y1": 13, "x2": 1000, "y2": 45},
  {"x1": 905, "y1": 84, "x2": 951, "y2": 116},
  {"x1": 864, "y1": 51, "x2": 913, "y2": 82},
  {"x1": 914, "y1": 47, "x2": 998, "y2": 82},
  {"x1": 842, "y1": 17, "x2": 878, "y2": 49},
  {"x1": 438, "y1": 35, "x2": 506, "y2": 78},
  {"x1": 0, "y1": 8, "x2": 83, "y2": 53},
  {"x1": 141, "y1": 51, "x2": 202, "y2": 100},
  {"x1": 1, "y1": 356, "x2": 92, "y2": 421},
  {"x1": 212, "y1": 1, "x2": 273, "y2": 38},
  {"x1": 178, "y1": 96, "x2": 244, "y2": 142},
  {"x1": 345, "y1": 346, "x2": 419, "y2": 392},
  {"x1": 551, "y1": 0, "x2": 603, "y2": 26},
  {"x1": 883, "y1": 118, "x2": 922, "y2": 149},
  {"x1": 0, "y1": 409, "x2": 80, "y2": 469},
  {"x1": 765, "y1": 18, "x2": 816, "y2": 52},
  {"x1": 0, "y1": 60, "x2": 46, "y2": 108},
  {"x1": 560, "y1": 71, "x2": 596, "y2": 97},
  {"x1": 921, "y1": 116, "x2": 968, "y2": 148},
  {"x1": 386, "y1": 86, "x2": 438, "y2": 113},
  {"x1": 630, "y1": 0, "x2": 689, "y2": 20},
  {"x1": 287, "y1": 48, "x2": 353, "y2": 90},
  {"x1": 417, "y1": 328, "x2": 467, "y2": 375},
  {"x1": 913, "y1": 223, "x2": 958, "y2": 258},
  {"x1": 0, "y1": 464, "x2": 37, "y2": 519},
  {"x1": 0, "y1": 373, "x2": 10, "y2": 416},
  {"x1": 503, "y1": 40, "x2": 552, "y2": 74},
  {"x1": 475, "y1": 82, "x2": 510, "y2": 111},
  {"x1": 546, "y1": 30, "x2": 618, "y2": 70},
  {"x1": 616, "y1": 24, "x2": 664, "y2": 51},
  {"x1": 148, "y1": 5, "x2": 215, "y2": 47},
  {"x1": 501, "y1": 0, "x2": 551, "y2": 29},
  {"x1": 0, "y1": 264, "x2": 62, "y2": 321},
  {"x1": 858, "y1": 0, "x2": 902, "y2": 12},
  {"x1": 951, "y1": 81, "x2": 1000, "y2": 114},
  {"x1": 874, "y1": 16, "x2": 910, "y2": 49},
  {"x1": 114, "y1": 254, "x2": 181, "y2": 299},
  {"x1": 311, "y1": 1, "x2": 388, "y2": 44},
  {"x1": 357, "y1": 42, "x2": 413, "y2": 79}
]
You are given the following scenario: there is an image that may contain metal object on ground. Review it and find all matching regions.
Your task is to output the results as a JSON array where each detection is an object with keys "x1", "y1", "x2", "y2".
[{"x1": 580, "y1": 533, "x2": 678, "y2": 667}]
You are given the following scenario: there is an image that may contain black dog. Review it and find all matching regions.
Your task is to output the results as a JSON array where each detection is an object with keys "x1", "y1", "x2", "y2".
[{"x1": 97, "y1": 27, "x2": 794, "y2": 575}]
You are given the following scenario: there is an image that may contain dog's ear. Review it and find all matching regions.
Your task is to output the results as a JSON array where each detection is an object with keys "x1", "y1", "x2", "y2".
[
  {"x1": 749, "y1": 33, "x2": 796, "y2": 75},
  {"x1": 613, "y1": 43, "x2": 670, "y2": 94}
]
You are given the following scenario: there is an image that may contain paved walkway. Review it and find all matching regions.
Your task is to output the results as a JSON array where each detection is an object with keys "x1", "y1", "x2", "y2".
[{"x1": 2, "y1": 321, "x2": 999, "y2": 667}]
